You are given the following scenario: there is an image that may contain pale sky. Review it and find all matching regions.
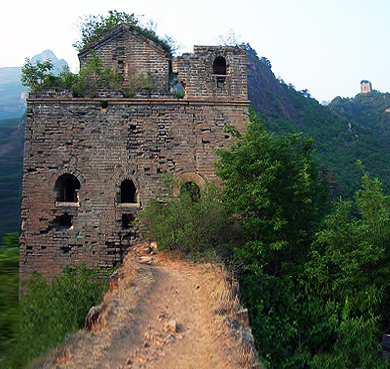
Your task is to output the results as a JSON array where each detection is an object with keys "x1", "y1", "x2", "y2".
[{"x1": 1, "y1": 0, "x2": 389, "y2": 103}]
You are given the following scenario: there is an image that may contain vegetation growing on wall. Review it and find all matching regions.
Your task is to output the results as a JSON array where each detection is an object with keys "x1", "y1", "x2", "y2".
[
  {"x1": 73, "y1": 10, "x2": 175, "y2": 55},
  {"x1": 21, "y1": 53, "x2": 122, "y2": 96}
]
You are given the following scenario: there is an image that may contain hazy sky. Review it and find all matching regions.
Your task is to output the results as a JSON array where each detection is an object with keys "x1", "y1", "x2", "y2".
[{"x1": 1, "y1": 0, "x2": 389, "y2": 103}]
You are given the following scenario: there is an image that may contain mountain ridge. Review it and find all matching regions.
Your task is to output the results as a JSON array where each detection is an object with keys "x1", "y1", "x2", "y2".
[{"x1": 245, "y1": 45, "x2": 390, "y2": 197}]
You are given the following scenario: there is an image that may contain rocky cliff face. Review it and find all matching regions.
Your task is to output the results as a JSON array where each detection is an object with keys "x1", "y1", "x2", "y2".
[
  {"x1": 246, "y1": 47, "x2": 299, "y2": 121},
  {"x1": 31, "y1": 49, "x2": 69, "y2": 75}
]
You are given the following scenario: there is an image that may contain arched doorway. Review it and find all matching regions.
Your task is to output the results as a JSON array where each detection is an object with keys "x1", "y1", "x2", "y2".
[{"x1": 181, "y1": 181, "x2": 201, "y2": 202}]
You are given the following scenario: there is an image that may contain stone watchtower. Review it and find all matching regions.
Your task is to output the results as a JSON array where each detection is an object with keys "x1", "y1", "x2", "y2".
[
  {"x1": 20, "y1": 24, "x2": 250, "y2": 278},
  {"x1": 360, "y1": 80, "x2": 372, "y2": 94}
]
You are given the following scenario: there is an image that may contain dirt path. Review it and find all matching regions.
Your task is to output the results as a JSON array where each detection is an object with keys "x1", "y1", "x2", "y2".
[{"x1": 33, "y1": 248, "x2": 258, "y2": 369}]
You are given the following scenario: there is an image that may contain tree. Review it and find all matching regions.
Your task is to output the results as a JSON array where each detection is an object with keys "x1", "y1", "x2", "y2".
[
  {"x1": 305, "y1": 171, "x2": 390, "y2": 368},
  {"x1": 21, "y1": 58, "x2": 54, "y2": 92},
  {"x1": 73, "y1": 11, "x2": 139, "y2": 52},
  {"x1": 216, "y1": 108, "x2": 328, "y2": 276},
  {"x1": 216, "y1": 116, "x2": 390, "y2": 366}
]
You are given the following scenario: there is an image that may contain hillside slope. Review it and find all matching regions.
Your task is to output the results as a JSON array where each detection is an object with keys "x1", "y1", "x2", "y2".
[
  {"x1": 0, "y1": 67, "x2": 26, "y2": 121},
  {"x1": 29, "y1": 247, "x2": 258, "y2": 369},
  {"x1": 0, "y1": 116, "x2": 24, "y2": 235},
  {"x1": 0, "y1": 50, "x2": 69, "y2": 238},
  {"x1": 246, "y1": 46, "x2": 390, "y2": 197}
]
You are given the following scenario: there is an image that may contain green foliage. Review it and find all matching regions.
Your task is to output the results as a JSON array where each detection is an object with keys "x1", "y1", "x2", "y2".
[
  {"x1": 0, "y1": 247, "x2": 19, "y2": 358},
  {"x1": 133, "y1": 72, "x2": 154, "y2": 91},
  {"x1": 216, "y1": 108, "x2": 328, "y2": 276},
  {"x1": 238, "y1": 172, "x2": 390, "y2": 368},
  {"x1": 138, "y1": 179, "x2": 235, "y2": 258},
  {"x1": 20, "y1": 53, "x2": 122, "y2": 97},
  {"x1": 21, "y1": 58, "x2": 54, "y2": 92},
  {"x1": 73, "y1": 10, "x2": 174, "y2": 55},
  {"x1": 21, "y1": 59, "x2": 77, "y2": 93},
  {"x1": 174, "y1": 90, "x2": 185, "y2": 99},
  {"x1": 0, "y1": 264, "x2": 108, "y2": 369},
  {"x1": 304, "y1": 173, "x2": 390, "y2": 368},
  {"x1": 1, "y1": 232, "x2": 19, "y2": 247},
  {"x1": 170, "y1": 74, "x2": 185, "y2": 98},
  {"x1": 215, "y1": 109, "x2": 390, "y2": 367},
  {"x1": 73, "y1": 52, "x2": 122, "y2": 97}
]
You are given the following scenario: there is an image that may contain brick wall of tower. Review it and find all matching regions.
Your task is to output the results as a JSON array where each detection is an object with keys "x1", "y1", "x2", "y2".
[
  {"x1": 20, "y1": 96, "x2": 250, "y2": 278},
  {"x1": 174, "y1": 46, "x2": 248, "y2": 100},
  {"x1": 78, "y1": 26, "x2": 171, "y2": 96}
]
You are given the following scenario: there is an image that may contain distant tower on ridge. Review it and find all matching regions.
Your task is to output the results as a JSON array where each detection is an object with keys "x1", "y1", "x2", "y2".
[{"x1": 360, "y1": 80, "x2": 372, "y2": 94}]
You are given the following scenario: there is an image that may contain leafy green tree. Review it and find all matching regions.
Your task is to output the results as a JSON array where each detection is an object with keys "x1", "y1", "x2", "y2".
[
  {"x1": 21, "y1": 58, "x2": 54, "y2": 92},
  {"x1": 73, "y1": 51, "x2": 122, "y2": 97},
  {"x1": 305, "y1": 171, "x2": 390, "y2": 368},
  {"x1": 215, "y1": 110, "x2": 390, "y2": 367},
  {"x1": 73, "y1": 11, "x2": 139, "y2": 52},
  {"x1": 20, "y1": 52, "x2": 121, "y2": 97},
  {"x1": 216, "y1": 108, "x2": 328, "y2": 276}
]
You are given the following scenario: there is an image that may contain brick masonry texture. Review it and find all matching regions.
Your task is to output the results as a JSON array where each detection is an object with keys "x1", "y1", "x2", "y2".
[{"x1": 20, "y1": 26, "x2": 250, "y2": 278}]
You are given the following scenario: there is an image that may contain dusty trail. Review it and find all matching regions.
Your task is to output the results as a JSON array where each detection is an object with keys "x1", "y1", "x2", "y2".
[{"x1": 33, "y1": 248, "x2": 257, "y2": 369}]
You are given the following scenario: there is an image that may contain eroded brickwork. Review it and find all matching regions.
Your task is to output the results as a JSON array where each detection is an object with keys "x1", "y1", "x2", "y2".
[
  {"x1": 174, "y1": 46, "x2": 248, "y2": 100},
  {"x1": 79, "y1": 24, "x2": 171, "y2": 97},
  {"x1": 20, "y1": 27, "x2": 250, "y2": 278}
]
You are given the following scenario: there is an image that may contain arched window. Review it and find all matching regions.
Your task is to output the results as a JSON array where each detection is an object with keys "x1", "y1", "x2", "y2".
[
  {"x1": 213, "y1": 57, "x2": 227, "y2": 75},
  {"x1": 121, "y1": 179, "x2": 137, "y2": 203},
  {"x1": 54, "y1": 174, "x2": 80, "y2": 202},
  {"x1": 181, "y1": 181, "x2": 201, "y2": 202}
]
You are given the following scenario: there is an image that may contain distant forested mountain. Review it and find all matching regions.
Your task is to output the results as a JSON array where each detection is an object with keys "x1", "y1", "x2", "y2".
[
  {"x1": 0, "y1": 68, "x2": 26, "y2": 236},
  {"x1": 0, "y1": 116, "x2": 24, "y2": 235},
  {"x1": 0, "y1": 68, "x2": 26, "y2": 121},
  {"x1": 246, "y1": 45, "x2": 390, "y2": 198},
  {"x1": 0, "y1": 51, "x2": 68, "y2": 239}
]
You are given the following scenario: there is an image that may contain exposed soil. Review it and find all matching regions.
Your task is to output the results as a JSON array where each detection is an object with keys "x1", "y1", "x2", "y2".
[{"x1": 31, "y1": 246, "x2": 259, "y2": 369}]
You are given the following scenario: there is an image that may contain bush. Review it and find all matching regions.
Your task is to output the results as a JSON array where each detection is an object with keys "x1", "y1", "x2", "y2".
[
  {"x1": 0, "y1": 247, "x2": 19, "y2": 359},
  {"x1": 138, "y1": 179, "x2": 237, "y2": 258},
  {"x1": 21, "y1": 53, "x2": 122, "y2": 97},
  {"x1": 0, "y1": 264, "x2": 108, "y2": 369},
  {"x1": 215, "y1": 108, "x2": 329, "y2": 276}
]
